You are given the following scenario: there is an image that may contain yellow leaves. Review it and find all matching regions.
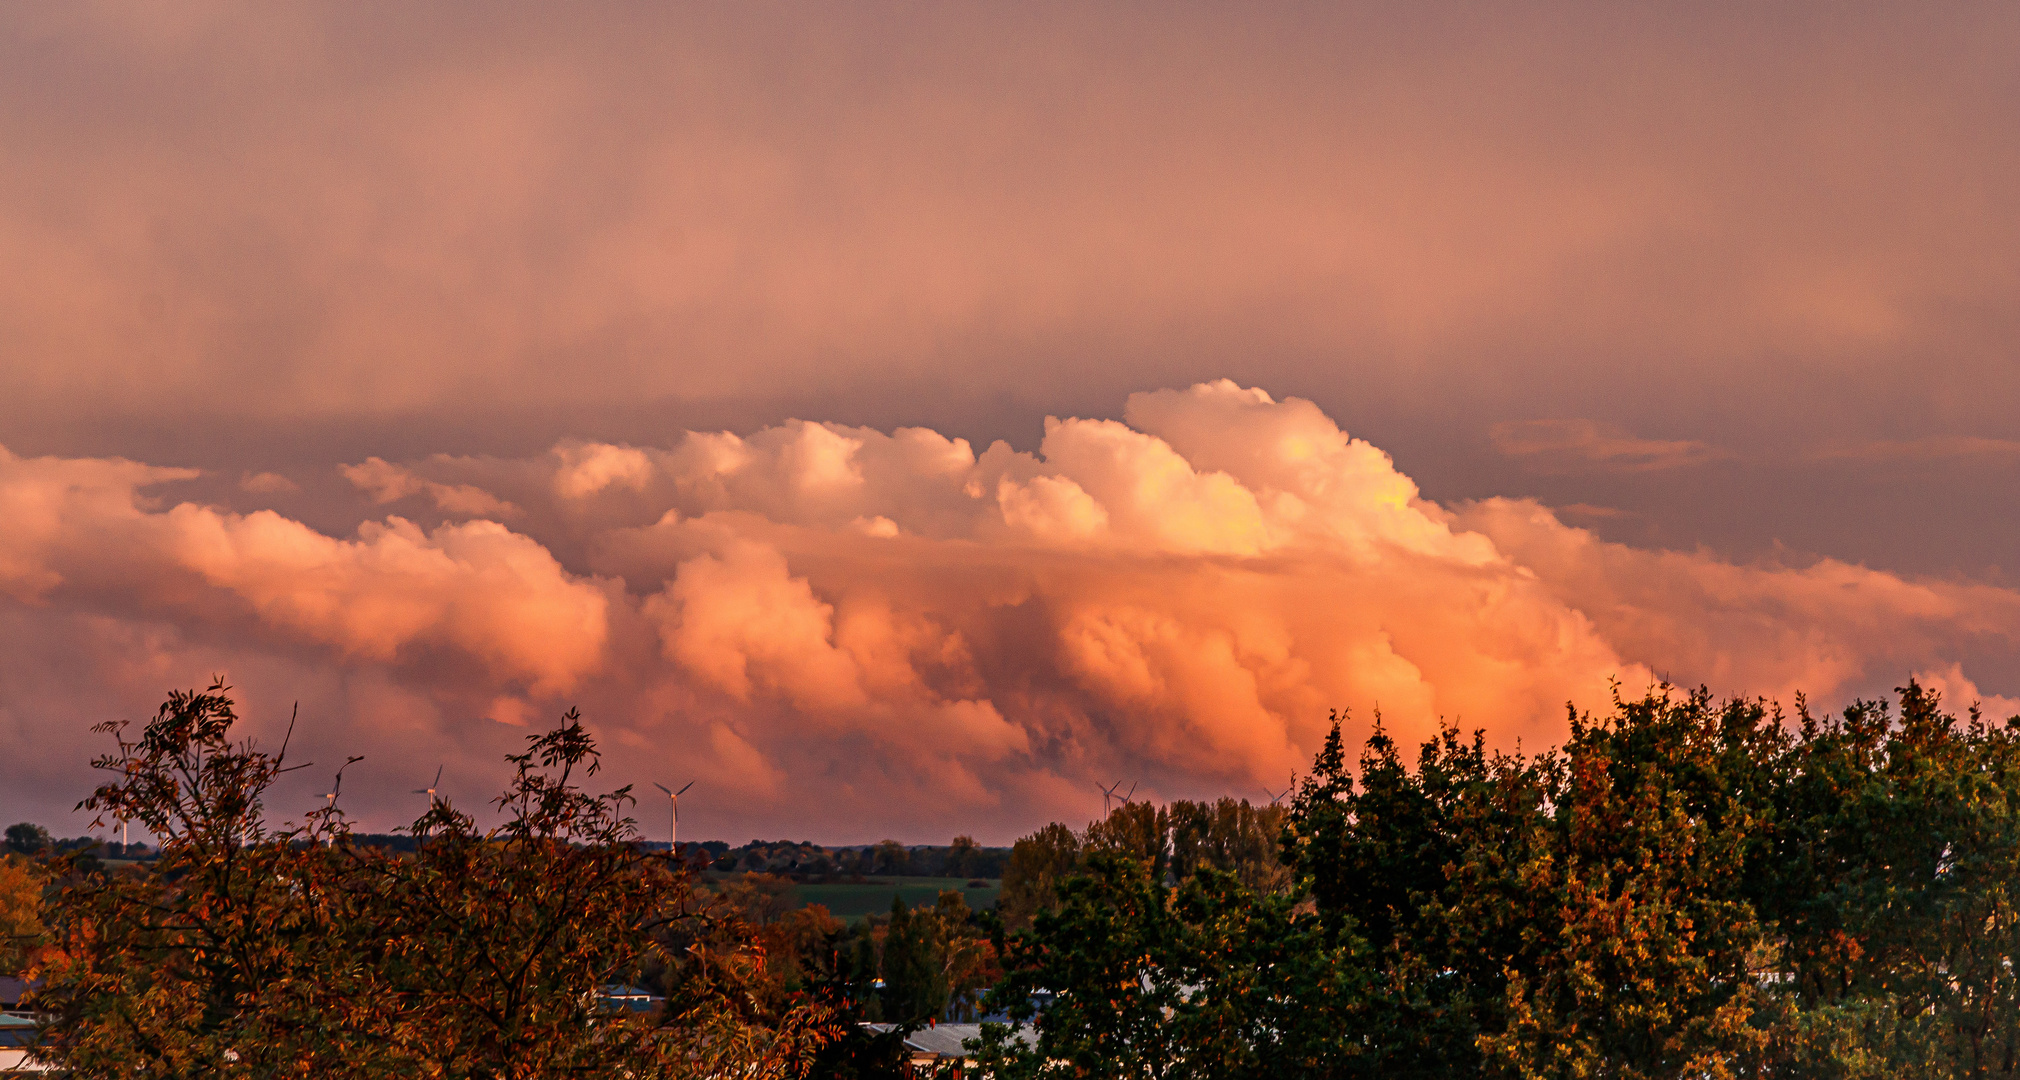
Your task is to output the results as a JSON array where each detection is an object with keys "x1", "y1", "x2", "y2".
[{"x1": 0, "y1": 854, "x2": 44, "y2": 968}]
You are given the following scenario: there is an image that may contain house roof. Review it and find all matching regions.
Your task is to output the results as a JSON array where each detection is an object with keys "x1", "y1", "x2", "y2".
[
  {"x1": 865, "y1": 1022, "x2": 1032, "y2": 1059},
  {"x1": 0, "y1": 1013, "x2": 39, "y2": 1049}
]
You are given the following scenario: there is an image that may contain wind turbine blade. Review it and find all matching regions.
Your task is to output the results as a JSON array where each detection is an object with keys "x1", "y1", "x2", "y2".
[
  {"x1": 1124, "y1": 782, "x2": 1137, "y2": 801},
  {"x1": 432, "y1": 765, "x2": 444, "y2": 787},
  {"x1": 676, "y1": 781, "x2": 694, "y2": 796},
  {"x1": 654, "y1": 782, "x2": 673, "y2": 795}
]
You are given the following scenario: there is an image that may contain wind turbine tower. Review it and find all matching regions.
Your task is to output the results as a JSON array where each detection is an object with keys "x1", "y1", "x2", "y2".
[
  {"x1": 653, "y1": 781, "x2": 694, "y2": 850},
  {"x1": 412, "y1": 765, "x2": 444, "y2": 834}
]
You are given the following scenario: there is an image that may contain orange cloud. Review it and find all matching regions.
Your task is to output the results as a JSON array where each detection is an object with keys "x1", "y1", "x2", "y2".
[
  {"x1": 1490, "y1": 419, "x2": 1731, "y2": 473},
  {"x1": 0, "y1": 446, "x2": 605, "y2": 695},
  {"x1": 342, "y1": 457, "x2": 521, "y2": 519},
  {"x1": 1, "y1": 383, "x2": 2015, "y2": 839}
]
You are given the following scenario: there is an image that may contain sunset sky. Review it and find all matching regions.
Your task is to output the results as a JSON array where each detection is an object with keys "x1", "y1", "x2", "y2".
[{"x1": 3, "y1": 3, "x2": 2017, "y2": 843}]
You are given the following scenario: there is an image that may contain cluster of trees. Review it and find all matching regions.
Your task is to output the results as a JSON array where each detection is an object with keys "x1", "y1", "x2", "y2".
[
  {"x1": 9, "y1": 683, "x2": 843, "y2": 1078},
  {"x1": 998, "y1": 797, "x2": 1289, "y2": 929},
  {"x1": 0, "y1": 683, "x2": 1020, "y2": 1078},
  {"x1": 699, "y1": 871, "x2": 1002, "y2": 1026},
  {"x1": 977, "y1": 683, "x2": 2020, "y2": 1078},
  {"x1": 3, "y1": 824, "x2": 151, "y2": 879},
  {"x1": 700, "y1": 837, "x2": 1010, "y2": 880},
  {"x1": 15, "y1": 675, "x2": 2020, "y2": 1077}
]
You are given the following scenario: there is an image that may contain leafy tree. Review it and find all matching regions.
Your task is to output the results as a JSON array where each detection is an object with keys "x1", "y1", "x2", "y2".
[
  {"x1": 32, "y1": 681, "x2": 839, "y2": 1079},
  {"x1": 989, "y1": 683, "x2": 2020, "y2": 1077},
  {"x1": 1759, "y1": 683, "x2": 2020, "y2": 1076},
  {"x1": 1001, "y1": 822, "x2": 1082, "y2": 930},
  {"x1": 1473, "y1": 691, "x2": 1779, "y2": 1079},
  {"x1": 871, "y1": 839, "x2": 911, "y2": 876},
  {"x1": 0, "y1": 854, "x2": 44, "y2": 970},
  {"x1": 977, "y1": 855, "x2": 1369, "y2": 1079},
  {"x1": 1168, "y1": 797, "x2": 1290, "y2": 894},
  {"x1": 947, "y1": 835, "x2": 984, "y2": 878},
  {"x1": 1084, "y1": 801, "x2": 1171, "y2": 881},
  {"x1": 978, "y1": 854, "x2": 1184, "y2": 1078},
  {"x1": 880, "y1": 895, "x2": 948, "y2": 1023},
  {"x1": 3, "y1": 823, "x2": 50, "y2": 856},
  {"x1": 923, "y1": 890, "x2": 999, "y2": 1020}
]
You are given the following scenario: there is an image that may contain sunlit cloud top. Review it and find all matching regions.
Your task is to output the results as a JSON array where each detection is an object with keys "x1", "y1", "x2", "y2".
[{"x1": 3, "y1": 383, "x2": 2014, "y2": 841}]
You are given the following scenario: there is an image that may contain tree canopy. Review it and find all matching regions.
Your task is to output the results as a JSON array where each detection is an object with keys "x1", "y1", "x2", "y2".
[{"x1": 980, "y1": 682, "x2": 2020, "y2": 1079}]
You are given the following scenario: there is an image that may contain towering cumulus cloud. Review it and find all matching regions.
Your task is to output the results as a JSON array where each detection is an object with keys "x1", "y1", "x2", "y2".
[{"x1": 2, "y1": 383, "x2": 2014, "y2": 839}]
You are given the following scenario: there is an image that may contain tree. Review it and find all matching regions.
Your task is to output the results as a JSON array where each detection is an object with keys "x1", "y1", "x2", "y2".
[
  {"x1": 979, "y1": 854, "x2": 1185, "y2": 1078},
  {"x1": 977, "y1": 854, "x2": 1370, "y2": 1079},
  {"x1": 0, "y1": 855, "x2": 44, "y2": 970},
  {"x1": 1084, "y1": 801, "x2": 1170, "y2": 882},
  {"x1": 947, "y1": 835, "x2": 983, "y2": 878},
  {"x1": 1168, "y1": 798, "x2": 1290, "y2": 895},
  {"x1": 871, "y1": 839, "x2": 911, "y2": 876},
  {"x1": 991, "y1": 684, "x2": 2020, "y2": 1077},
  {"x1": 1757, "y1": 683, "x2": 2020, "y2": 1076},
  {"x1": 3, "y1": 823, "x2": 49, "y2": 856},
  {"x1": 1472, "y1": 691, "x2": 1779, "y2": 1079},
  {"x1": 1000, "y1": 823, "x2": 1082, "y2": 930},
  {"x1": 33, "y1": 681, "x2": 840, "y2": 1079},
  {"x1": 880, "y1": 895, "x2": 948, "y2": 1023}
]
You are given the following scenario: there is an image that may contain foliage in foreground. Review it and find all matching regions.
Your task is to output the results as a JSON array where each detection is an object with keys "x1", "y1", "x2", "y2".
[
  {"x1": 981, "y1": 682, "x2": 2020, "y2": 1079},
  {"x1": 29, "y1": 682, "x2": 840, "y2": 1080}
]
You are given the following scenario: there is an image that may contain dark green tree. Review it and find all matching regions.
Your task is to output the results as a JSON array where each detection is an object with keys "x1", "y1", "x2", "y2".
[
  {"x1": 3, "y1": 823, "x2": 50, "y2": 856},
  {"x1": 880, "y1": 895, "x2": 948, "y2": 1023},
  {"x1": 1000, "y1": 822, "x2": 1082, "y2": 930}
]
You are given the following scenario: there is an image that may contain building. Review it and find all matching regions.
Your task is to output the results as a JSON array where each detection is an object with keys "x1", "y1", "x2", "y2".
[
  {"x1": 0, "y1": 1014, "x2": 49, "y2": 1074},
  {"x1": 595, "y1": 983, "x2": 663, "y2": 1014},
  {"x1": 865, "y1": 1021, "x2": 1033, "y2": 1078}
]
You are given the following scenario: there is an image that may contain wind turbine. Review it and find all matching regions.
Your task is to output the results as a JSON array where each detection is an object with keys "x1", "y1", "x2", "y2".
[
  {"x1": 1098, "y1": 780, "x2": 1138, "y2": 815},
  {"x1": 1265, "y1": 773, "x2": 1297, "y2": 807},
  {"x1": 409, "y1": 765, "x2": 444, "y2": 836},
  {"x1": 414, "y1": 765, "x2": 444, "y2": 807},
  {"x1": 322, "y1": 756, "x2": 364, "y2": 813},
  {"x1": 653, "y1": 781, "x2": 694, "y2": 850}
]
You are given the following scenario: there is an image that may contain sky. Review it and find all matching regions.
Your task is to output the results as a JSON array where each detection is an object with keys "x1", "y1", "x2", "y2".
[{"x1": 2, "y1": 2, "x2": 2016, "y2": 844}]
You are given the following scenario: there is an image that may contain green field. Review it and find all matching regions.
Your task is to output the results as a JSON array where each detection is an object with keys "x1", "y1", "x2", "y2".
[{"x1": 783, "y1": 876, "x2": 1001, "y2": 920}]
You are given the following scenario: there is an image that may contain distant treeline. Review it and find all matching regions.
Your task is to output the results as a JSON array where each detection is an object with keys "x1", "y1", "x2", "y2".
[
  {"x1": 4, "y1": 827, "x2": 1011, "y2": 881},
  {"x1": 686, "y1": 837, "x2": 1010, "y2": 879},
  {"x1": 4, "y1": 823, "x2": 153, "y2": 867}
]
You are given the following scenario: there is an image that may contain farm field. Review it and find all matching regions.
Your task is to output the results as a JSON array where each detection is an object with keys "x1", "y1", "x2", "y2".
[{"x1": 711, "y1": 874, "x2": 1002, "y2": 920}]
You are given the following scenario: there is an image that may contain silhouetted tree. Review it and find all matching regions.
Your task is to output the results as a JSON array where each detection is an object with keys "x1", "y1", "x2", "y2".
[{"x1": 3, "y1": 823, "x2": 49, "y2": 856}]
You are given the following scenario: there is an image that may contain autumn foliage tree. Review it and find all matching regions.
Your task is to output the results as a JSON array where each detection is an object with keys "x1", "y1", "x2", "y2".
[
  {"x1": 983, "y1": 681, "x2": 2020, "y2": 1079},
  {"x1": 0, "y1": 854, "x2": 44, "y2": 971},
  {"x1": 30, "y1": 681, "x2": 839, "y2": 1079}
]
